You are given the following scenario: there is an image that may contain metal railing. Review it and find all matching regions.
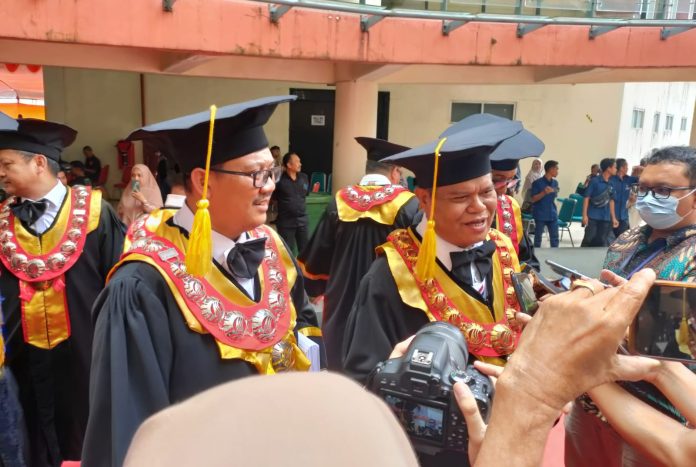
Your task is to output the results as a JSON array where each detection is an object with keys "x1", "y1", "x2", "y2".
[{"x1": 164, "y1": 0, "x2": 696, "y2": 38}]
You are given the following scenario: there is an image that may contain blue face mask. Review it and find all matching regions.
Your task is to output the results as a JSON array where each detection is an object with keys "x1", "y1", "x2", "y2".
[{"x1": 636, "y1": 189, "x2": 696, "y2": 230}]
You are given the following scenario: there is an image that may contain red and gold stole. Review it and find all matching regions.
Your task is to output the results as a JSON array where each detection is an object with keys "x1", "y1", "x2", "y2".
[
  {"x1": 112, "y1": 210, "x2": 311, "y2": 374},
  {"x1": 379, "y1": 228, "x2": 522, "y2": 366},
  {"x1": 495, "y1": 194, "x2": 524, "y2": 254},
  {"x1": 336, "y1": 185, "x2": 415, "y2": 225},
  {"x1": 0, "y1": 186, "x2": 100, "y2": 350}
]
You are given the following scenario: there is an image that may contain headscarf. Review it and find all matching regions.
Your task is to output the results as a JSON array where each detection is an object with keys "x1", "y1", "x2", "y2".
[
  {"x1": 521, "y1": 158, "x2": 544, "y2": 200},
  {"x1": 117, "y1": 164, "x2": 163, "y2": 226},
  {"x1": 124, "y1": 372, "x2": 419, "y2": 467}
]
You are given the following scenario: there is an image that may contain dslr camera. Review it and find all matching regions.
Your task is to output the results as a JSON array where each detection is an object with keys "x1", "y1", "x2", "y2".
[{"x1": 366, "y1": 321, "x2": 494, "y2": 455}]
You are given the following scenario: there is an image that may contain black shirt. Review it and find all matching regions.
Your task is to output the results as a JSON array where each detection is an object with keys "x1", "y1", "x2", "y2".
[
  {"x1": 273, "y1": 172, "x2": 309, "y2": 227},
  {"x1": 84, "y1": 156, "x2": 102, "y2": 184}
]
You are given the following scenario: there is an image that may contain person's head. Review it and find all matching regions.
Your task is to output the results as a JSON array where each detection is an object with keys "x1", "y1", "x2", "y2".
[
  {"x1": 130, "y1": 164, "x2": 152, "y2": 183},
  {"x1": 590, "y1": 163, "x2": 600, "y2": 176},
  {"x1": 490, "y1": 160, "x2": 518, "y2": 196},
  {"x1": 635, "y1": 146, "x2": 696, "y2": 233},
  {"x1": 544, "y1": 160, "x2": 559, "y2": 178},
  {"x1": 531, "y1": 158, "x2": 542, "y2": 172},
  {"x1": 616, "y1": 158, "x2": 629, "y2": 177},
  {"x1": 365, "y1": 160, "x2": 402, "y2": 185},
  {"x1": 83, "y1": 145, "x2": 94, "y2": 158},
  {"x1": 70, "y1": 160, "x2": 86, "y2": 177},
  {"x1": 170, "y1": 178, "x2": 186, "y2": 196},
  {"x1": 600, "y1": 158, "x2": 617, "y2": 176},
  {"x1": 57, "y1": 170, "x2": 67, "y2": 186},
  {"x1": 270, "y1": 145, "x2": 281, "y2": 160},
  {"x1": 126, "y1": 96, "x2": 295, "y2": 241},
  {"x1": 0, "y1": 115, "x2": 75, "y2": 198},
  {"x1": 282, "y1": 152, "x2": 301, "y2": 175}
]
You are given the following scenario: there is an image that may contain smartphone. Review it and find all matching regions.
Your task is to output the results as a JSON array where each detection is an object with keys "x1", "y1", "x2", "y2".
[
  {"x1": 510, "y1": 270, "x2": 565, "y2": 316},
  {"x1": 545, "y1": 260, "x2": 590, "y2": 281},
  {"x1": 628, "y1": 280, "x2": 696, "y2": 364},
  {"x1": 131, "y1": 180, "x2": 140, "y2": 192}
]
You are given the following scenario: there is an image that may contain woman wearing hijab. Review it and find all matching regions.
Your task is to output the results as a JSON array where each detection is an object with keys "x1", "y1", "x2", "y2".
[
  {"x1": 521, "y1": 158, "x2": 543, "y2": 211},
  {"x1": 117, "y1": 164, "x2": 163, "y2": 225}
]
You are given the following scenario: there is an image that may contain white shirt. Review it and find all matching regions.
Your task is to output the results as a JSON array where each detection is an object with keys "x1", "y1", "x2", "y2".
[
  {"x1": 415, "y1": 216, "x2": 488, "y2": 299},
  {"x1": 173, "y1": 204, "x2": 266, "y2": 299},
  {"x1": 359, "y1": 173, "x2": 392, "y2": 186},
  {"x1": 22, "y1": 180, "x2": 67, "y2": 235}
]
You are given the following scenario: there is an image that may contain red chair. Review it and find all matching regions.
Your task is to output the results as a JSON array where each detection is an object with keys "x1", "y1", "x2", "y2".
[
  {"x1": 96, "y1": 164, "x2": 109, "y2": 186},
  {"x1": 113, "y1": 167, "x2": 132, "y2": 199}
]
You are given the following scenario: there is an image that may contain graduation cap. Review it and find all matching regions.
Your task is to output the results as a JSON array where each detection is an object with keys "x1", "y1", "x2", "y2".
[
  {"x1": 126, "y1": 96, "x2": 295, "y2": 277},
  {"x1": 440, "y1": 113, "x2": 544, "y2": 171},
  {"x1": 381, "y1": 117, "x2": 522, "y2": 280},
  {"x1": 127, "y1": 95, "x2": 297, "y2": 173},
  {"x1": 0, "y1": 112, "x2": 77, "y2": 161},
  {"x1": 355, "y1": 136, "x2": 410, "y2": 161}
]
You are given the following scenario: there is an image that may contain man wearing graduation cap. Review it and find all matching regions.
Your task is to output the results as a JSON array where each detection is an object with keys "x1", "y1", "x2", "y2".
[
  {"x1": 441, "y1": 114, "x2": 542, "y2": 270},
  {"x1": 0, "y1": 112, "x2": 125, "y2": 466},
  {"x1": 298, "y1": 137, "x2": 421, "y2": 370},
  {"x1": 83, "y1": 96, "x2": 324, "y2": 466}
]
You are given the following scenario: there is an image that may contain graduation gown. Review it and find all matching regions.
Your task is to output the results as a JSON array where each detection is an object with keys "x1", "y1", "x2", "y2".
[
  {"x1": 0, "y1": 189, "x2": 125, "y2": 467},
  {"x1": 298, "y1": 185, "x2": 420, "y2": 370},
  {"x1": 342, "y1": 227, "x2": 521, "y2": 467},
  {"x1": 82, "y1": 211, "x2": 324, "y2": 467},
  {"x1": 494, "y1": 194, "x2": 539, "y2": 271}
]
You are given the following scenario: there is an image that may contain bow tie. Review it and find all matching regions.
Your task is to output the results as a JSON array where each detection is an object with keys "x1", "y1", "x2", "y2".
[
  {"x1": 450, "y1": 240, "x2": 497, "y2": 290},
  {"x1": 225, "y1": 238, "x2": 267, "y2": 279},
  {"x1": 11, "y1": 199, "x2": 48, "y2": 225}
]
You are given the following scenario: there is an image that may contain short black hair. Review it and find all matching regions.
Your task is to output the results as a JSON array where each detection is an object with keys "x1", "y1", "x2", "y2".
[
  {"x1": 17, "y1": 150, "x2": 60, "y2": 176},
  {"x1": 616, "y1": 158, "x2": 628, "y2": 171},
  {"x1": 282, "y1": 152, "x2": 297, "y2": 167},
  {"x1": 83, "y1": 145, "x2": 92, "y2": 152},
  {"x1": 591, "y1": 164, "x2": 599, "y2": 170},
  {"x1": 270, "y1": 145, "x2": 280, "y2": 151},
  {"x1": 365, "y1": 160, "x2": 394, "y2": 176},
  {"x1": 600, "y1": 158, "x2": 616, "y2": 172},
  {"x1": 646, "y1": 146, "x2": 696, "y2": 185},
  {"x1": 544, "y1": 160, "x2": 558, "y2": 172}
]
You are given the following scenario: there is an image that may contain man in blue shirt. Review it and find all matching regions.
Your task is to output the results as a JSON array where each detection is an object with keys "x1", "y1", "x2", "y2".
[
  {"x1": 582, "y1": 157, "x2": 618, "y2": 247},
  {"x1": 609, "y1": 158, "x2": 638, "y2": 238},
  {"x1": 530, "y1": 160, "x2": 560, "y2": 247}
]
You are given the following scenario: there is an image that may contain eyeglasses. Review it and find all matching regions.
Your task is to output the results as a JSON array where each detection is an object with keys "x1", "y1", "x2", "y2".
[
  {"x1": 493, "y1": 177, "x2": 518, "y2": 189},
  {"x1": 210, "y1": 166, "x2": 282, "y2": 188},
  {"x1": 630, "y1": 184, "x2": 696, "y2": 200}
]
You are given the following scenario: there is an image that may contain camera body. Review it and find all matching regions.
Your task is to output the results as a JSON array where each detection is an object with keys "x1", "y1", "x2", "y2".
[{"x1": 366, "y1": 322, "x2": 494, "y2": 455}]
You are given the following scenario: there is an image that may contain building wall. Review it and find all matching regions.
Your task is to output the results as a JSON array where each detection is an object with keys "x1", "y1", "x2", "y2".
[
  {"x1": 616, "y1": 82, "x2": 696, "y2": 164},
  {"x1": 383, "y1": 82, "x2": 625, "y2": 198}
]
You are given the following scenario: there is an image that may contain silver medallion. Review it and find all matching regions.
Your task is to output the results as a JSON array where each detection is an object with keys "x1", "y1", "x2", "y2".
[
  {"x1": 169, "y1": 261, "x2": 188, "y2": 278},
  {"x1": 183, "y1": 277, "x2": 206, "y2": 302},
  {"x1": 384, "y1": 186, "x2": 395, "y2": 195},
  {"x1": 252, "y1": 309, "x2": 276, "y2": 341},
  {"x1": 219, "y1": 311, "x2": 246, "y2": 338},
  {"x1": 502, "y1": 210, "x2": 512, "y2": 220},
  {"x1": 67, "y1": 228, "x2": 82, "y2": 242},
  {"x1": 74, "y1": 198, "x2": 87, "y2": 208},
  {"x1": 503, "y1": 222, "x2": 513, "y2": 235},
  {"x1": 0, "y1": 219, "x2": 9, "y2": 230},
  {"x1": 46, "y1": 253, "x2": 67, "y2": 271},
  {"x1": 359, "y1": 194, "x2": 372, "y2": 206},
  {"x1": 61, "y1": 241, "x2": 77, "y2": 256},
  {"x1": 374, "y1": 191, "x2": 385, "y2": 200},
  {"x1": 271, "y1": 340, "x2": 295, "y2": 372},
  {"x1": 263, "y1": 248, "x2": 278, "y2": 263},
  {"x1": 0, "y1": 230, "x2": 13, "y2": 243},
  {"x1": 268, "y1": 269, "x2": 284, "y2": 288},
  {"x1": 10, "y1": 253, "x2": 27, "y2": 272},
  {"x1": 268, "y1": 290, "x2": 286, "y2": 315},
  {"x1": 25, "y1": 259, "x2": 46, "y2": 278},
  {"x1": 200, "y1": 297, "x2": 223, "y2": 322},
  {"x1": 72, "y1": 217, "x2": 85, "y2": 228},
  {"x1": 347, "y1": 190, "x2": 359, "y2": 201},
  {"x1": 132, "y1": 229, "x2": 146, "y2": 239},
  {"x1": 143, "y1": 240, "x2": 164, "y2": 253},
  {"x1": 2, "y1": 242, "x2": 17, "y2": 257}
]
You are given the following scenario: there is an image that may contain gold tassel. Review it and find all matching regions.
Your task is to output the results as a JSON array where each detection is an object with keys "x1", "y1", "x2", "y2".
[
  {"x1": 415, "y1": 137, "x2": 447, "y2": 281},
  {"x1": 185, "y1": 105, "x2": 217, "y2": 277}
]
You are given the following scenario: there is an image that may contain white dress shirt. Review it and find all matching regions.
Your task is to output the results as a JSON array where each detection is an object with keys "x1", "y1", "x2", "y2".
[
  {"x1": 22, "y1": 180, "x2": 67, "y2": 235},
  {"x1": 359, "y1": 173, "x2": 392, "y2": 186},
  {"x1": 415, "y1": 216, "x2": 488, "y2": 299},
  {"x1": 173, "y1": 204, "x2": 266, "y2": 299}
]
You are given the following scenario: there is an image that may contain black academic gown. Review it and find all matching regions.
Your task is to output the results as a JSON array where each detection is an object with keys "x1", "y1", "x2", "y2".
[
  {"x1": 341, "y1": 232, "x2": 499, "y2": 467},
  {"x1": 298, "y1": 195, "x2": 420, "y2": 370},
  {"x1": 82, "y1": 223, "x2": 325, "y2": 467},
  {"x1": 1, "y1": 199, "x2": 125, "y2": 467}
]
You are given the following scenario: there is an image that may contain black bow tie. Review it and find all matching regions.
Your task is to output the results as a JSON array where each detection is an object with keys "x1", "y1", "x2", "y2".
[
  {"x1": 450, "y1": 240, "x2": 497, "y2": 289},
  {"x1": 11, "y1": 199, "x2": 48, "y2": 225},
  {"x1": 225, "y1": 237, "x2": 267, "y2": 279}
]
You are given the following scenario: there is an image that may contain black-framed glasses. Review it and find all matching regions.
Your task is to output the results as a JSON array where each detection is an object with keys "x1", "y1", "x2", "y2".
[
  {"x1": 210, "y1": 166, "x2": 282, "y2": 188},
  {"x1": 630, "y1": 183, "x2": 696, "y2": 200}
]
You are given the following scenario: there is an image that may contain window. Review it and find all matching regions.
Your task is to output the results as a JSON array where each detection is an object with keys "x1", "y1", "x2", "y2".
[
  {"x1": 682, "y1": 117, "x2": 689, "y2": 131},
  {"x1": 631, "y1": 109, "x2": 645, "y2": 129},
  {"x1": 653, "y1": 112, "x2": 661, "y2": 133},
  {"x1": 450, "y1": 102, "x2": 515, "y2": 122},
  {"x1": 666, "y1": 115, "x2": 674, "y2": 132}
]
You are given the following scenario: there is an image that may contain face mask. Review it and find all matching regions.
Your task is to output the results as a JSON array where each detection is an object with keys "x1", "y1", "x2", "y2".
[{"x1": 636, "y1": 189, "x2": 696, "y2": 229}]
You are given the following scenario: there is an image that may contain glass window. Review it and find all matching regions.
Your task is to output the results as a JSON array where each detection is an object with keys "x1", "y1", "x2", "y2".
[
  {"x1": 682, "y1": 117, "x2": 689, "y2": 131},
  {"x1": 482, "y1": 103, "x2": 515, "y2": 120},
  {"x1": 653, "y1": 112, "x2": 661, "y2": 133},
  {"x1": 666, "y1": 115, "x2": 674, "y2": 132},
  {"x1": 450, "y1": 103, "x2": 482, "y2": 123},
  {"x1": 631, "y1": 109, "x2": 645, "y2": 129}
]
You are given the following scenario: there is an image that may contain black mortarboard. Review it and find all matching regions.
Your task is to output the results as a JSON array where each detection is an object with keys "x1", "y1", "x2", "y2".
[
  {"x1": 381, "y1": 118, "x2": 523, "y2": 188},
  {"x1": 127, "y1": 95, "x2": 297, "y2": 172},
  {"x1": 0, "y1": 112, "x2": 77, "y2": 161},
  {"x1": 355, "y1": 137, "x2": 410, "y2": 161},
  {"x1": 440, "y1": 113, "x2": 544, "y2": 172}
]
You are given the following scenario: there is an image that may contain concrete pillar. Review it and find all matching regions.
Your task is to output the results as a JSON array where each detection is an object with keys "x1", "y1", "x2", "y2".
[{"x1": 332, "y1": 80, "x2": 379, "y2": 192}]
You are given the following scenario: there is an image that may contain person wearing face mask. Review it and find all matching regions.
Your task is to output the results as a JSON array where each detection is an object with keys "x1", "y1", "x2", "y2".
[{"x1": 565, "y1": 145, "x2": 696, "y2": 467}]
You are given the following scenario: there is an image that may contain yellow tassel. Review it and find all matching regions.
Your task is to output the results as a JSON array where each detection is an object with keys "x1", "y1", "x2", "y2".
[
  {"x1": 185, "y1": 105, "x2": 217, "y2": 277},
  {"x1": 415, "y1": 137, "x2": 447, "y2": 281}
]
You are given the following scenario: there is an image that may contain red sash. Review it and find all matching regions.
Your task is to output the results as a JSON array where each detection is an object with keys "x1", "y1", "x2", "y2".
[
  {"x1": 496, "y1": 195, "x2": 520, "y2": 254},
  {"x1": 338, "y1": 185, "x2": 407, "y2": 211}
]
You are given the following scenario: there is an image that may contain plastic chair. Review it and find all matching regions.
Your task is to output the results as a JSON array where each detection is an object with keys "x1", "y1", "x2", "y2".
[
  {"x1": 569, "y1": 193, "x2": 584, "y2": 223},
  {"x1": 326, "y1": 173, "x2": 332, "y2": 193},
  {"x1": 310, "y1": 172, "x2": 326, "y2": 193},
  {"x1": 113, "y1": 168, "x2": 132, "y2": 199},
  {"x1": 557, "y1": 198, "x2": 577, "y2": 247},
  {"x1": 522, "y1": 212, "x2": 535, "y2": 234},
  {"x1": 96, "y1": 164, "x2": 110, "y2": 198},
  {"x1": 406, "y1": 176, "x2": 416, "y2": 192}
]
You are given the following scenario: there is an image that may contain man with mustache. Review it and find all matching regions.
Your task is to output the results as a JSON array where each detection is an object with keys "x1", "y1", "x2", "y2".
[
  {"x1": 342, "y1": 117, "x2": 526, "y2": 467},
  {"x1": 83, "y1": 96, "x2": 325, "y2": 466}
]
